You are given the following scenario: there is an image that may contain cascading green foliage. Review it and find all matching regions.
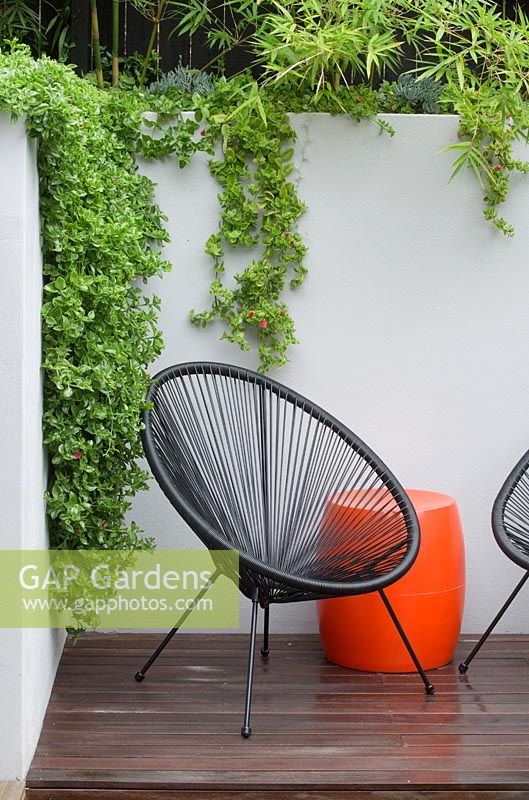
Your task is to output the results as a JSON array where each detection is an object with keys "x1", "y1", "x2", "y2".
[
  {"x1": 140, "y1": 76, "x2": 389, "y2": 373},
  {"x1": 0, "y1": 46, "x2": 177, "y2": 550},
  {"x1": 0, "y1": 46, "x2": 308, "y2": 560},
  {"x1": 397, "y1": 0, "x2": 529, "y2": 237},
  {"x1": 189, "y1": 79, "x2": 308, "y2": 372},
  {"x1": 0, "y1": 45, "x2": 307, "y2": 559}
]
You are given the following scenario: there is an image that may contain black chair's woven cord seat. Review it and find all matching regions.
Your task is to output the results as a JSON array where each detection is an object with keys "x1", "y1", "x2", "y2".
[
  {"x1": 135, "y1": 362, "x2": 435, "y2": 734},
  {"x1": 143, "y1": 362, "x2": 419, "y2": 604},
  {"x1": 460, "y1": 448, "x2": 529, "y2": 674}
]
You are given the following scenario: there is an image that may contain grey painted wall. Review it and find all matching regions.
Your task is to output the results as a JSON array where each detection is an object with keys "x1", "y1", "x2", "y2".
[
  {"x1": 0, "y1": 115, "x2": 65, "y2": 780},
  {"x1": 133, "y1": 113, "x2": 529, "y2": 635}
]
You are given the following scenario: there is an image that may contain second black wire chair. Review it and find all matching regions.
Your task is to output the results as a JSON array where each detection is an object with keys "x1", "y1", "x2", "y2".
[
  {"x1": 459, "y1": 448, "x2": 529, "y2": 673},
  {"x1": 134, "y1": 362, "x2": 435, "y2": 736}
]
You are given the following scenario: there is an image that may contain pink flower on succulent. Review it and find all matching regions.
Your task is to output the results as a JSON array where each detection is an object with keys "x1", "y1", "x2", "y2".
[
  {"x1": 200, "y1": 129, "x2": 206, "y2": 136},
  {"x1": 72, "y1": 450, "x2": 83, "y2": 460},
  {"x1": 283, "y1": 231, "x2": 290, "y2": 237},
  {"x1": 101, "y1": 523, "x2": 107, "y2": 529},
  {"x1": 494, "y1": 164, "x2": 503, "y2": 171},
  {"x1": 247, "y1": 310, "x2": 255, "y2": 318},
  {"x1": 259, "y1": 319, "x2": 268, "y2": 329}
]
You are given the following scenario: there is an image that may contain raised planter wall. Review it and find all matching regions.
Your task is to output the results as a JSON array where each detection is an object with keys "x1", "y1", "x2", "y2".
[
  {"x1": 0, "y1": 116, "x2": 66, "y2": 780},
  {"x1": 135, "y1": 113, "x2": 529, "y2": 634}
]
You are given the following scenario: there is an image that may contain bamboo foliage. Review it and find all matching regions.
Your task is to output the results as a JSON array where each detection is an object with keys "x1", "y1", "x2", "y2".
[
  {"x1": 130, "y1": 0, "x2": 169, "y2": 85},
  {"x1": 112, "y1": 0, "x2": 119, "y2": 85},
  {"x1": 90, "y1": 0, "x2": 103, "y2": 88}
]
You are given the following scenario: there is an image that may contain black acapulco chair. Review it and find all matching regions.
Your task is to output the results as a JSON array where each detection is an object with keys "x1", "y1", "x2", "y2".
[
  {"x1": 134, "y1": 362, "x2": 435, "y2": 736},
  {"x1": 459, "y1": 448, "x2": 529, "y2": 673}
]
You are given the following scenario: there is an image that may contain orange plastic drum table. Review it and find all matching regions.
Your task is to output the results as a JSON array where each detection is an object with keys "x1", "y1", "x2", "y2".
[{"x1": 317, "y1": 490, "x2": 465, "y2": 672}]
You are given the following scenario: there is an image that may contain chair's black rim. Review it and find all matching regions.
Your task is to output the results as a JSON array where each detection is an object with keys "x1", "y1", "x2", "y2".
[
  {"x1": 141, "y1": 361, "x2": 421, "y2": 598},
  {"x1": 492, "y1": 447, "x2": 529, "y2": 571}
]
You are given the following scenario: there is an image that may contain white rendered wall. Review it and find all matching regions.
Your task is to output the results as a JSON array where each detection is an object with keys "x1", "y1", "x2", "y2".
[
  {"x1": 0, "y1": 114, "x2": 65, "y2": 780},
  {"x1": 135, "y1": 113, "x2": 529, "y2": 635}
]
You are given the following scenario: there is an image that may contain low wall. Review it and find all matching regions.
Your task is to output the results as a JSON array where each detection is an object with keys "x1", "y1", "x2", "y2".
[
  {"x1": 0, "y1": 115, "x2": 65, "y2": 780},
  {"x1": 135, "y1": 113, "x2": 529, "y2": 635}
]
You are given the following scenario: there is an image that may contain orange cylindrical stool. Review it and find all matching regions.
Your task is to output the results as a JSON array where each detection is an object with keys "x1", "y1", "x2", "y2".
[{"x1": 317, "y1": 489, "x2": 465, "y2": 672}]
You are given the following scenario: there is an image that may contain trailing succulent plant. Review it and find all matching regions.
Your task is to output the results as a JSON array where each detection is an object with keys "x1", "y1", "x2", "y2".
[
  {"x1": 147, "y1": 64, "x2": 215, "y2": 96},
  {"x1": 391, "y1": 73, "x2": 442, "y2": 114},
  {"x1": 0, "y1": 46, "x2": 175, "y2": 559}
]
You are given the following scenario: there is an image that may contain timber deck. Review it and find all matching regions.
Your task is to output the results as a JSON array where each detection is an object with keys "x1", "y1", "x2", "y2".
[{"x1": 26, "y1": 633, "x2": 529, "y2": 799}]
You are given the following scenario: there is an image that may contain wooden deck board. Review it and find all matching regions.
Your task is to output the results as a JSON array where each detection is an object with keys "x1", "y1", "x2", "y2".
[{"x1": 25, "y1": 634, "x2": 529, "y2": 798}]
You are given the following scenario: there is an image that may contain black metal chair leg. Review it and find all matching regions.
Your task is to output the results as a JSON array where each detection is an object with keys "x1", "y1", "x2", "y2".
[
  {"x1": 379, "y1": 589, "x2": 435, "y2": 695},
  {"x1": 241, "y1": 589, "x2": 259, "y2": 738},
  {"x1": 459, "y1": 570, "x2": 529, "y2": 674},
  {"x1": 134, "y1": 568, "x2": 220, "y2": 682},
  {"x1": 261, "y1": 605, "x2": 270, "y2": 657}
]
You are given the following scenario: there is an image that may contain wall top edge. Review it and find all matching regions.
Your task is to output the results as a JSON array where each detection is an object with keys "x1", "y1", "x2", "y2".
[{"x1": 173, "y1": 110, "x2": 460, "y2": 121}]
